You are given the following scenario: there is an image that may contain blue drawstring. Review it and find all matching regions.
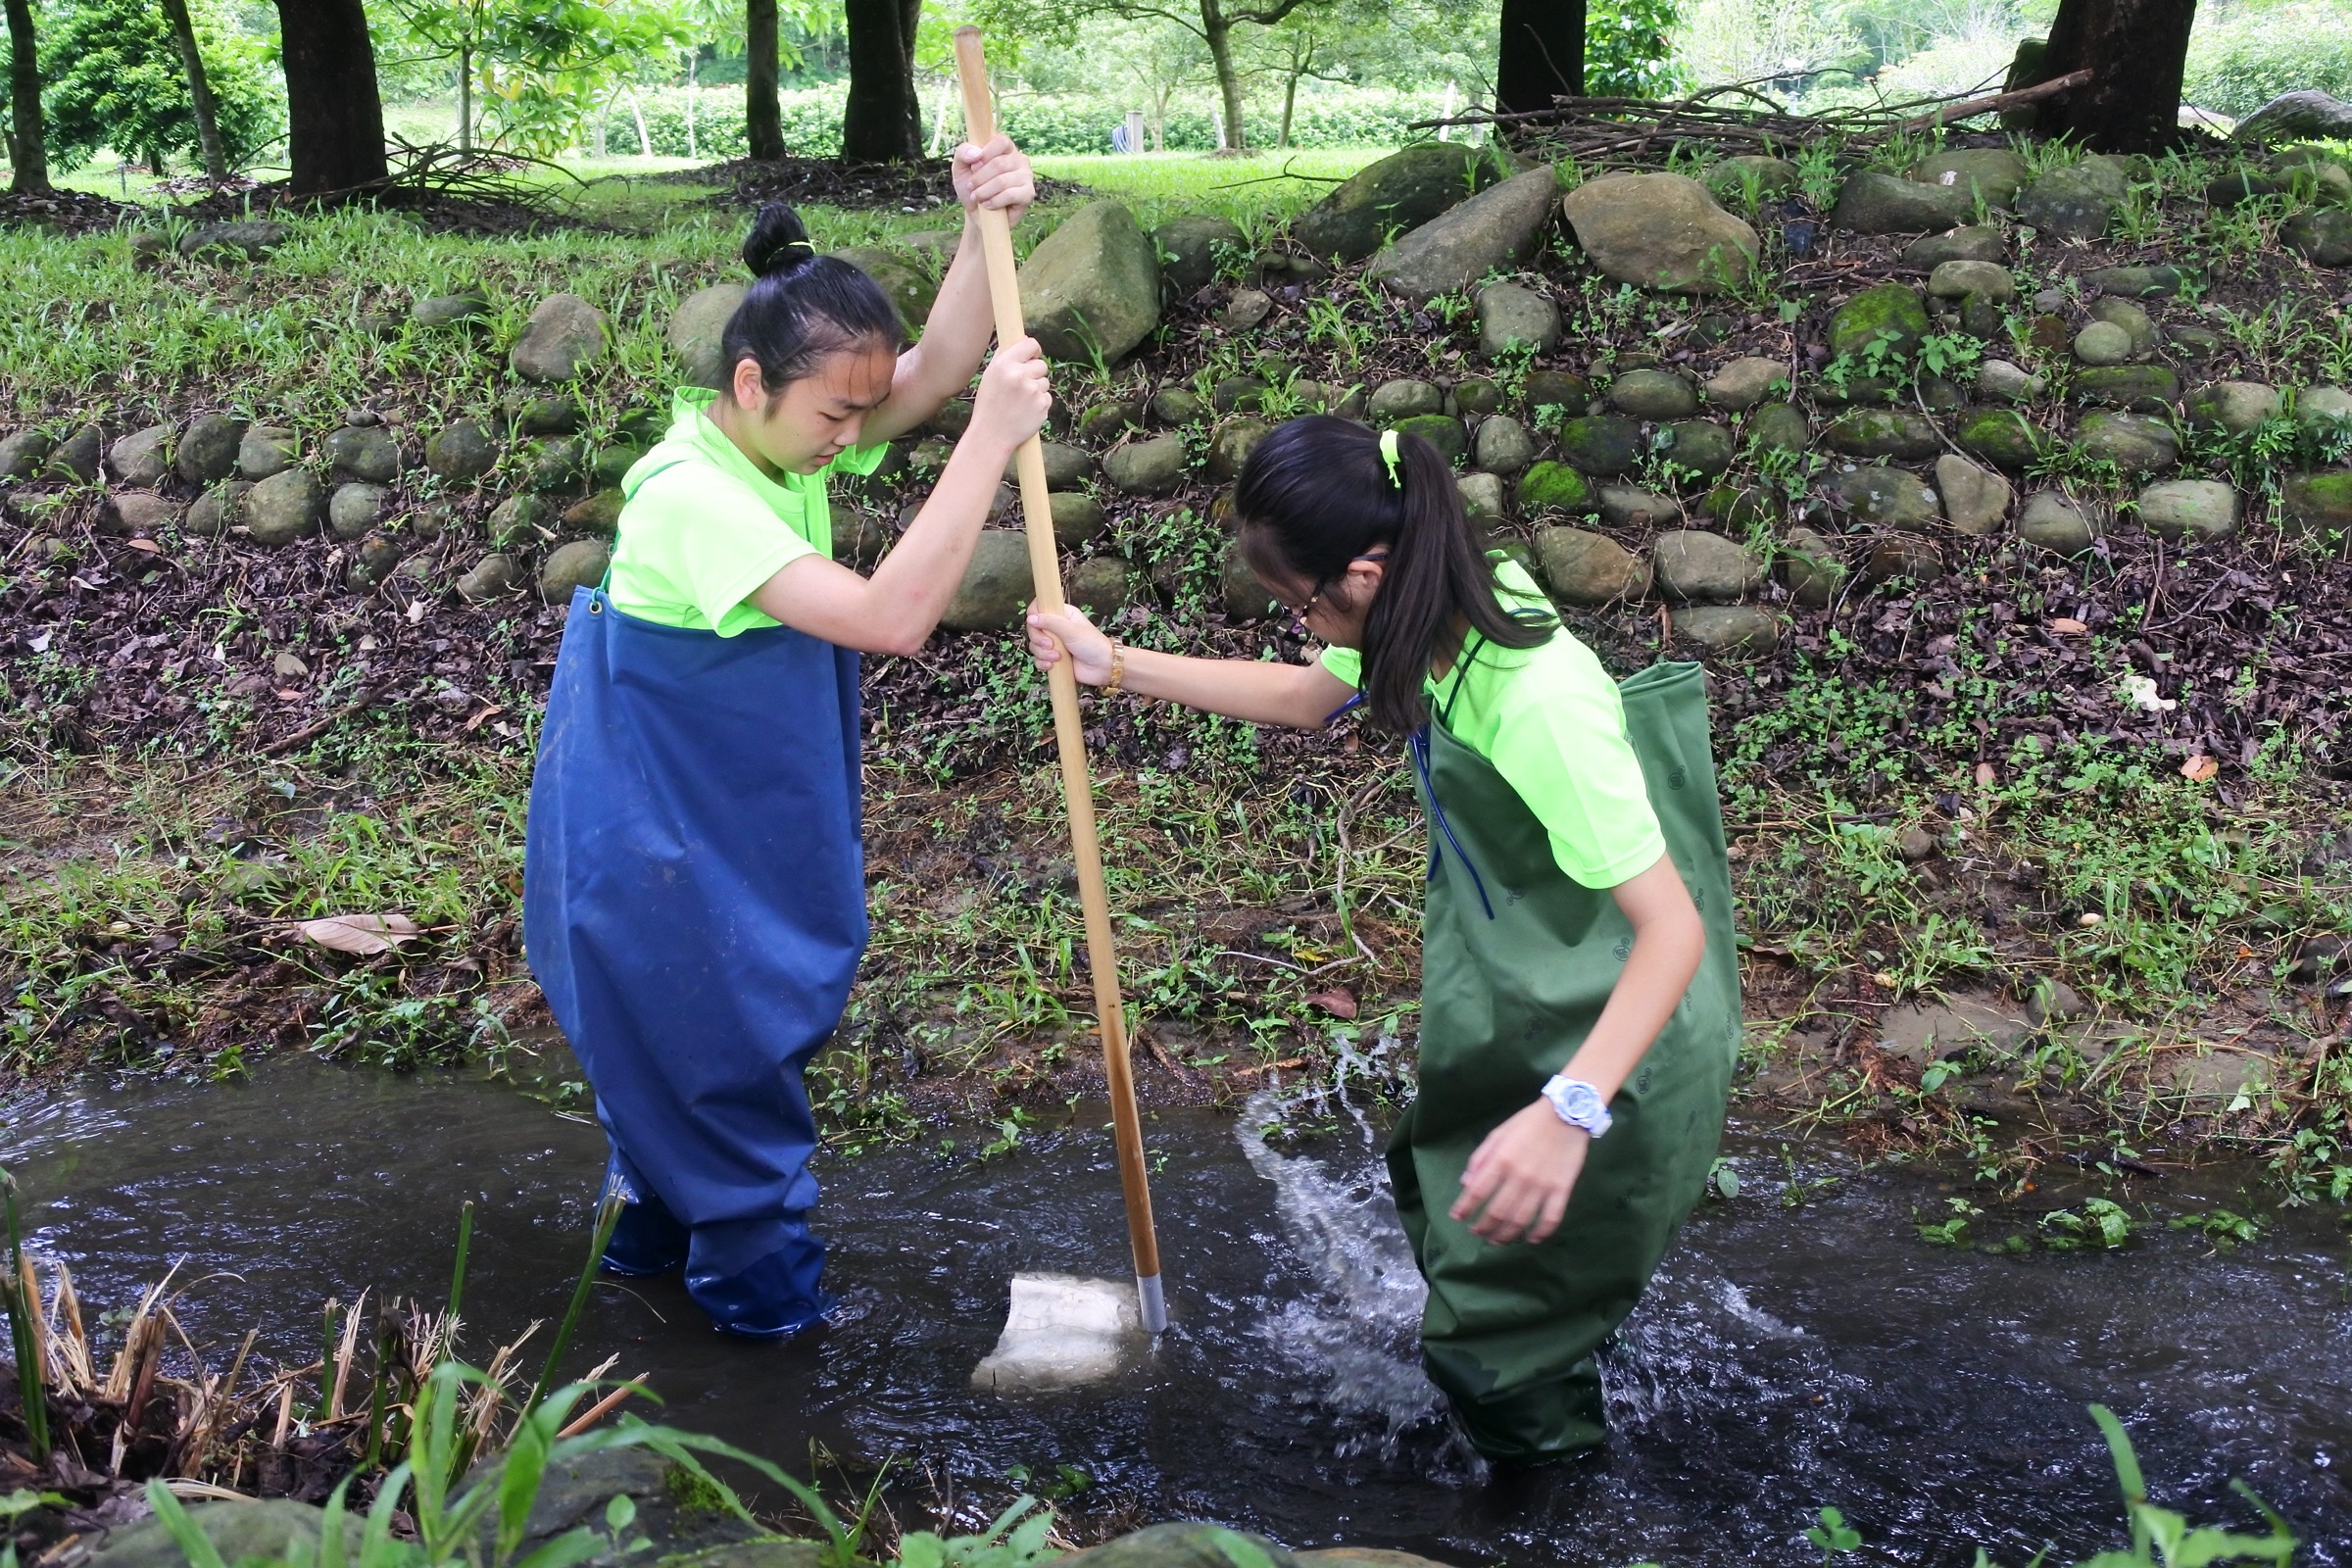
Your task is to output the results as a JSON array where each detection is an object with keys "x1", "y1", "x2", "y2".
[{"x1": 1411, "y1": 728, "x2": 1495, "y2": 921}]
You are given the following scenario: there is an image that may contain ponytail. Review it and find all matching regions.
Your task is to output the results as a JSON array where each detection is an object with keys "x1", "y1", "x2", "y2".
[
  {"x1": 1236, "y1": 415, "x2": 1552, "y2": 734},
  {"x1": 720, "y1": 203, "x2": 905, "y2": 399}
]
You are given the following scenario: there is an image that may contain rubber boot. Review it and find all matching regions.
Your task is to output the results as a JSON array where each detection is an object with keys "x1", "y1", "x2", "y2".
[
  {"x1": 600, "y1": 1169, "x2": 690, "y2": 1278},
  {"x1": 686, "y1": 1220, "x2": 833, "y2": 1339}
]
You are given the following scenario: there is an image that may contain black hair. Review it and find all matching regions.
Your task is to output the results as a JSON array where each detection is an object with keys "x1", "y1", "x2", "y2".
[
  {"x1": 720, "y1": 203, "x2": 906, "y2": 398},
  {"x1": 1236, "y1": 415, "x2": 1553, "y2": 735}
]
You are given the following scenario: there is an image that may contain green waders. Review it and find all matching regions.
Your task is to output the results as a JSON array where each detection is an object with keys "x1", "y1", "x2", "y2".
[{"x1": 1389, "y1": 660, "x2": 1741, "y2": 1464}]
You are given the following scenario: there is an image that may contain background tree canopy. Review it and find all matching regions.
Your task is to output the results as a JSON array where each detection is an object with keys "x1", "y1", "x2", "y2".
[
  {"x1": 29, "y1": 0, "x2": 279, "y2": 173},
  {"x1": 3, "y1": 0, "x2": 2349, "y2": 183}
]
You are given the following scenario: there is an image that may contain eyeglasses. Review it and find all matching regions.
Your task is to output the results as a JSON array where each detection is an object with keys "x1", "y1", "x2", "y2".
[{"x1": 1275, "y1": 550, "x2": 1389, "y2": 636}]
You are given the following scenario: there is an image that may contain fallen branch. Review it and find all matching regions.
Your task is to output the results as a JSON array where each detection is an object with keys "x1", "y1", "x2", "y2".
[{"x1": 1903, "y1": 70, "x2": 2092, "y2": 131}]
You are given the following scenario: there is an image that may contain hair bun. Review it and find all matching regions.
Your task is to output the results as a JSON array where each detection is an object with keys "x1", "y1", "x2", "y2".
[{"x1": 743, "y1": 203, "x2": 819, "y2": 279}]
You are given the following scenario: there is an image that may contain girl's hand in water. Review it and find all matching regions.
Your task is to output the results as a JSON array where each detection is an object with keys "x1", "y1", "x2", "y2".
[
  {"x1": 1451, "y1": 1100, "x2": 1590, "y2": 1245},
  {"x1": 955, "y1": 135, "x2": 1035, "y2": 225},
  {"x1": 968, "y1": 337, "x2": 1052, "y2": 455},
  {"x1": 1025, "y1": 604, "x2": 1116, "y2": 685}
]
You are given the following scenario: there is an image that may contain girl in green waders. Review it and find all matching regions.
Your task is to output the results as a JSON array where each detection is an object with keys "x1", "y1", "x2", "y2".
[
  {"x1": 1024, "y1": 416, "x2": 1740, "y2": 1463},
  {"x1": 524, "y1": 139, "x2": 1053, "y2": 1339}
]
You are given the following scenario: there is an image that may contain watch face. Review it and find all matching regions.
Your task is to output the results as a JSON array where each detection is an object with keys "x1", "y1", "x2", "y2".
[{"x1": 1549, "y1": 1080, "x2": 1603, "y2": 1121}]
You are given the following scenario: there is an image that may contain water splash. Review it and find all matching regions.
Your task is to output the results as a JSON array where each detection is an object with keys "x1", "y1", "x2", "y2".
[{"x1": 1235, "y1": 1088, "x2": 1442, "y2": 1443}]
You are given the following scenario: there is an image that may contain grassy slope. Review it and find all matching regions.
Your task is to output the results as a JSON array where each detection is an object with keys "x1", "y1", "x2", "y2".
[{"x1": 5, "y1": 145, "x2": 2352, "y2": 1206}]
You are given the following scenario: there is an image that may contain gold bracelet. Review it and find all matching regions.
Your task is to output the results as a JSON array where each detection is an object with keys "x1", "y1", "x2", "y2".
[{"x1": 1102, "y1": 641, "x2": 1127, "y2": 697}]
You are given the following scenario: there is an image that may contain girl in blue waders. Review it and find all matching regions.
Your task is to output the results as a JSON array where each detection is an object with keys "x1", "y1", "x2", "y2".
[
  {"x1": 1025, "y1": 417, "x2": 1741, "y2": 1463},
  {"x1": 523, "y1": 139, "x2": 1052, "y2": 1339}
]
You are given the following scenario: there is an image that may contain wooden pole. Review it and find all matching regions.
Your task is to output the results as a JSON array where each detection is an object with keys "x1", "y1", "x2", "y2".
[{"x1": 953, "y1": 25, "x2": 1166, "y2": 1334}]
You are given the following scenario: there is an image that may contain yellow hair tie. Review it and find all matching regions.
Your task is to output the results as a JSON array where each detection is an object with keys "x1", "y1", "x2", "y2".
[{"x1": 1378, "y1": 428, "x2": 1402, "y2": 488}]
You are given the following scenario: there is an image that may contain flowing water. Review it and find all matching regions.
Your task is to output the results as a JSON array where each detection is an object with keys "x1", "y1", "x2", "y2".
[{"x1": 5, "y1": 1054, "x2": 2348, "y2": 1565}]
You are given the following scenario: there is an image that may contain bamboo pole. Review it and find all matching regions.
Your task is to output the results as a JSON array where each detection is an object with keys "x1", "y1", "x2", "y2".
[{"x1": 952, "y1": 24, "x2": 1167, "y2": 1335}]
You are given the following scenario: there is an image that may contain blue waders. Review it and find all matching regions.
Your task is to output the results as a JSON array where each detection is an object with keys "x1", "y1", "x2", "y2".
[{"x1": 523, "y1": 586, "x2": 865, "y2": 1337}]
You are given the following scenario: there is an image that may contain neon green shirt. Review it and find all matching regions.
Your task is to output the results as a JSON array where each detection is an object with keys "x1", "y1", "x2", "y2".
[
  {"x1": 1320, "y1": 558, "x2": 1667, "y2": 890},
  {"x1": 606, "y1": 387, "x2": 888, "y2": 637}
]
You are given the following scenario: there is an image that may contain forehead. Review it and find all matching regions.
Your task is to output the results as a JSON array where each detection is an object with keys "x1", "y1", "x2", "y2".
[{"x1": 804, "y1": 344, "x2": 896, "y2": 406}]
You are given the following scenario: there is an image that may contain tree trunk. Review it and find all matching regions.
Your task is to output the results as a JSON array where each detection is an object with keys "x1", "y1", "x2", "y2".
[
  {"x1": 747, "y1": 0, "x2": 782, "y2": 160},
  {"x1": 2034, "y1": 0, "x2": 2196, "y2": 152},
  {"x1": 274, "y1": 0, "x2": 388, "y2": 194},
  {"x1": 1202, "y1": 0, "x2": 1246, "y2": 151},
  {"x1": 687, "y1": 51, "x2": 698, "y2": 161},
  {"x1": 157, "y1": 0, "x2": 228, "y2": 180},
  {"x1": 459, "y1": 45, "x2": 472, "y2": 151},
  {"x1": 842, "y1": 0, "x2": 922, "y2": 162},
  {"x1": 1494, "y1": 0, "x2": 1585, "y2": 117},
  {"x1": 1279, "y1": 75, "x2": 1298, "y2": 148},
  {"x1": 5, "y1": 0, "x2": 48, "y2": 193}
]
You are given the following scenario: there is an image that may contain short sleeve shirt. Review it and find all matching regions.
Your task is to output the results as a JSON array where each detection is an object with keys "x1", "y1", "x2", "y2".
[
  {"x1": 605, "y1": 386, "x2": 888, "y2": 638},
  {"x1": 1319, "y1": 558, "x2": 1666, "y2": 889}
]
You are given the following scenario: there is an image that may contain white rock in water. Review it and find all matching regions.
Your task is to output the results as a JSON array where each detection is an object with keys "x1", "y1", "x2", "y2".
[{"x1": 970, "y1": 1274, "x2": 1144, "y2": 1394}]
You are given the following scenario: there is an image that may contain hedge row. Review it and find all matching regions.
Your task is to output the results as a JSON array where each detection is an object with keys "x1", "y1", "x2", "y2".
[{"x1": 598, "y1": 84, "x2": 1457, "y2": 158}]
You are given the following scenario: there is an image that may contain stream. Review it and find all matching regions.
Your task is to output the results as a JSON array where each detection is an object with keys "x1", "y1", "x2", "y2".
[{"x1": 4, "y1": 1053, "x2": 2347, "y2": 1565}]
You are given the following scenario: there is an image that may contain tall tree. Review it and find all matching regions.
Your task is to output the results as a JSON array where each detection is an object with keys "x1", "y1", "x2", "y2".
[
  {"x1": 276, "y1": 0, "x2": 388, "y2": 193},
  {"x1": 157, "y1": 0, "x2": 228, "y2": 180},
  {"x1": 842, "y1": 0, "x2": 921, "y2": 161},
  {"x1": 2033, "y1": 0, "x2": 2197, "y2": 152},
  {"x1": 4, "y1": 0, "x2": 48, "y2": 192},
  {"x1": 746, "y1": 0, "x2": 781, "y2": 158},
  {"x1": 1494, "y1": 0, "x2": 1582, "y2": 116},
  {"x1": 980, "y1": 0, "x2": 1335, "y2": 152}
]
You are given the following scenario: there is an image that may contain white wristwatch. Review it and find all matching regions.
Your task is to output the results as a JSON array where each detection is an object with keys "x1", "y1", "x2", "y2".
[{"x1": 1541, "y1": 1074, "x2": 1613, "y2": 1137}]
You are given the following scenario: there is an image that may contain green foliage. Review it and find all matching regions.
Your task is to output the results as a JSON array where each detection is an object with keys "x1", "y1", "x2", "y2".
[
  {"x1": 893, "y1": 1498, "x2": 1060, "y2": 1568},
  {"x1": 2182, "y1": 1, "x2": 2352, "y2": 117},
  {"x1": 1805, "y1": 1506, "x2": 1864, "y2": 1565},
  {"x1": 1589, "y1": 0, "x2": 1690, "y2": 97},
  {"x1": 603, "y1": 82, "x2": 1451, "y2": 159},
  {"x1": 35, "y1": 0, "x2": 281, "y2": 173},
  {"x1": 2066, "y1": 1405, "x2": 2295, "y2": 1568}
]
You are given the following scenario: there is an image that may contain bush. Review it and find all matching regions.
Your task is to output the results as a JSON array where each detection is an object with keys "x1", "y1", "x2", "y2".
[
  {"x1": 34, "y1": 0, "x2": 282, "y2": 172},
  {"x1": 2183, "y1": 2, "x2": 2352, "y2": 117},
  {"x1": 599, "y1": 84, "x2": 1451, "y2": 160}
]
